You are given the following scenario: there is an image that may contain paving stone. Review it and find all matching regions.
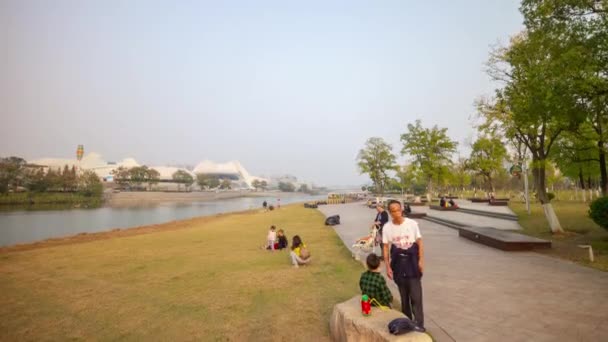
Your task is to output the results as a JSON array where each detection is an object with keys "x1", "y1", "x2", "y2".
[{"x1": 318, "y1": 202, "x2": 608, "y2": 342}]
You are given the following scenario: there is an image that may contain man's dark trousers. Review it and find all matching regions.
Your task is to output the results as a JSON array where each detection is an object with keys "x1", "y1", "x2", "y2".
[
  {"x1": 397, "y1": 278, "x2": 424, "y2": 328},
  {"x1": 391, "y1": 243, "x2": 424, "y2": 328}
]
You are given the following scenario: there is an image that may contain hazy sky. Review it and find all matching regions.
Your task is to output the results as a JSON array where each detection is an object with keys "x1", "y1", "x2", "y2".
[{"x1": 0, "y1": 0, "x2": 523, "y2": 186}]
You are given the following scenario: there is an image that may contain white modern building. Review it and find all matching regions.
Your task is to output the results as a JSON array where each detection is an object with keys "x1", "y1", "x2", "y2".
[
  {"x1": 192, "y1": 160, "x2": 268, "y2": 189},
  {"x1": 29, "y1": 153, "x2": 266, "y2": 189}
]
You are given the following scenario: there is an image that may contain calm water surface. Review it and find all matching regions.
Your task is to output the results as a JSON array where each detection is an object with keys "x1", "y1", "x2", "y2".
[{"x1": 0, "y1": 195, "x2": 325, "y2": 247}]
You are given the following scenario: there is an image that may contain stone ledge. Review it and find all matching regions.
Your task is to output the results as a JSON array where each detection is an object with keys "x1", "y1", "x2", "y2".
[{"x1": 330, "y1": 296, "x2": 432, "y2": 342}]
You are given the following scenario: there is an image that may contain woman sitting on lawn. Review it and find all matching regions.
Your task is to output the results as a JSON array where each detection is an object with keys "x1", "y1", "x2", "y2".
[{"x1": 290, "y1": 235, "x2": 311, "y2": 268}]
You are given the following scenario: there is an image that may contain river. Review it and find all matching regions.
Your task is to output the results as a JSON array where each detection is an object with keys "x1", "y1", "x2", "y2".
[{"x1": 0, "y1": 195, "x2": 325, "y2": 247}]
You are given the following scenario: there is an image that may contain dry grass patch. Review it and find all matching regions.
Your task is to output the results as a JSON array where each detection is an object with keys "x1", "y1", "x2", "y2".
[{"x1": 0, "y1": 205, "x2": 363, "y2": 341}]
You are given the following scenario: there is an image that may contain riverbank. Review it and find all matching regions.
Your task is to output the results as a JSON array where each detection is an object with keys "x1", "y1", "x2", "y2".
[
  {"x1": 0, "y1": 192, "x2": 102, "y2": 207},
  {"x1": 105, "y1": 190, "x2": 316, "y2": 207},
  {"x1": 0, "y1": 205, "x2": 362, "y2": 341}
]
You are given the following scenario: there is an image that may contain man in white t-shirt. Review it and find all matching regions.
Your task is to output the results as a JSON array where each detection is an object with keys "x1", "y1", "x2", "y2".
[{"x1": 382, "y1": 200, "x2": 425, "y2": 330}]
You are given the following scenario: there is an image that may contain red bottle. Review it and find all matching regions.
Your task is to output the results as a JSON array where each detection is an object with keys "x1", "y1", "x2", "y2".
[{"x1": 361, "y1": 295, "x2": 371, "y2": 316}]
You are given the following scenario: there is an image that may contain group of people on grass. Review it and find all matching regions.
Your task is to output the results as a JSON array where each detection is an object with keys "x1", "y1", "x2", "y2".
[
  {"x1": 265, "y1": 225, "x2": 311, "y2": 268},
  {"x1": 261, "y1": 200, "x2": 425, "y2": 331}
]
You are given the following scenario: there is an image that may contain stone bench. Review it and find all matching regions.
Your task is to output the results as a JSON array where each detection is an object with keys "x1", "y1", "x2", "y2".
[
  {"x1": 330, "y1": 296, "x2": 431, "y2": 342},
  {"x1": 429, "y1": 205, "x2": 458, "y2": 211},
  {"x1": 468, "y1": 198, "x2": 489, "y2": 203},
  {"x1": 404, "y1": 202, "x2": 426, "y2": 206},
  {"x1": 489, "y1": 201, "x2": 509, "y2": 206},
  {"x1": 458, "y1": 226, "x2": 551, "y2": 251},
  {"x1": 405, "y1": 212, "x2": 427, "y2": 219}
]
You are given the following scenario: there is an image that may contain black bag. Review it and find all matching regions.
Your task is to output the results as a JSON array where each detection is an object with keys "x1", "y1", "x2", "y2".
[
  {"x1": 390, "y1": 243, "x2": 422, "y2": 283},
  {"x1": 388, "y1": 317, "x2": 425, "y2": 335},
  {"x1": 324, "y1": 215, "x2": 340, "y2": 226}
]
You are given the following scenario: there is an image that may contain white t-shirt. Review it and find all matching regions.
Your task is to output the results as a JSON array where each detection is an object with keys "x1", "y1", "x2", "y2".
[
  {"x1": 382, "y1": 218, "x2": 422, "y2": 250},
  {"x1": 267, "y1": 231, "x2": 277, "y2": 241}
]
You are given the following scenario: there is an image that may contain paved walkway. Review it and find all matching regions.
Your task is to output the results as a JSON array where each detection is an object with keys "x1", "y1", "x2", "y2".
[{"x1": 318, "y1": 202, "x2": 608, "y2": 342}]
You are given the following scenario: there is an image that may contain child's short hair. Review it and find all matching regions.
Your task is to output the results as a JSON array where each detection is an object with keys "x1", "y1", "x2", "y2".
[
  {"x1": 277, "y1": 229, "x2": 284, "y2": 234},
  {"x1": 270, "y1": 225, "x2": 276, "y2": 230},
  {"x1": 366, "y1": 253, "x2": 381, "y2": 270}
]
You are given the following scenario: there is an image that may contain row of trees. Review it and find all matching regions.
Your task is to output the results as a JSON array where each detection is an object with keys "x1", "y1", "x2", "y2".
[
  {"x1": 477, "y1": 0, "x2": 607, "y2": 233},
  {"x1": 357, "y1": 121, "x2": 510, "y2": 200},
  {"x1": 0, "y1": 156, "x2": 102, "y2": 197},
  {"x1": 357, "y1": 1, "x2": 607, "y2": 234}
]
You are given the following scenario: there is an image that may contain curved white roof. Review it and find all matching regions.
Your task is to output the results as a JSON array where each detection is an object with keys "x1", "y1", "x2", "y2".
[{"x1": 150, "y1": 166, "x2": 195, "y2": 180}]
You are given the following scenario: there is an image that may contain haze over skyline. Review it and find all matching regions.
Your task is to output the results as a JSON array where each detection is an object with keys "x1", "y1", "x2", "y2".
[{"x1": 1, "y1": 0, "x2": 523, "y2": 186}]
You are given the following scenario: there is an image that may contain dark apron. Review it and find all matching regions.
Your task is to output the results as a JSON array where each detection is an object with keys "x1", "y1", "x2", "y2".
[{"x1": 390, "y1": 243, "x2": 422, "y2": 284}]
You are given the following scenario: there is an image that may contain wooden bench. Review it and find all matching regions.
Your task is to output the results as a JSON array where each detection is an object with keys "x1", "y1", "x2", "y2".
[{"x1": 458, "y1": 226, "x2": 551, "y2": 251}]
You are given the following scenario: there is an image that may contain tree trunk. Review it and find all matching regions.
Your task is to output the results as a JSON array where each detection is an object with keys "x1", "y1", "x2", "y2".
[
  {"x1": 487, "y1": 175, "x2": 495, "y2": 193},
  {"x1": 532, "y1": 154, "x2": 563, "y2": 233},
  {"x1": 542, "y1": 203, "x2": 563, "y2": 233},
  {"x1": 599, "y1": 139, "x2": 607, "y2": 196}
]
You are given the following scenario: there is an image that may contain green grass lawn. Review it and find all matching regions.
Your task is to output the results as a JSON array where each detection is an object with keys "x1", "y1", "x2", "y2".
[
  {"x1": 0, "y1": 205, "x2": 363, "y2": 341},
  {"x1": 509, "y1": 200, "x2": 608, "y2": 271}
]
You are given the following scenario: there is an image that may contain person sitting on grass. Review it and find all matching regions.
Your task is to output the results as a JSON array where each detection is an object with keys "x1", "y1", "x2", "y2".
[
  {"x1": 439, "y1": 196, "x2": 447, "y2": 208},
  {"x1": 448, "y1": 199, "x2": 458, "y2": 208},
  {"x1": 290, "y1": 235, "x2": 311, "y2": 268},
  {"x1": 360, "y1": 253, "x2": 393, "y2": 308},
  {"x1": 276, "y1": 229, "x2": 288, "y2": 250}
]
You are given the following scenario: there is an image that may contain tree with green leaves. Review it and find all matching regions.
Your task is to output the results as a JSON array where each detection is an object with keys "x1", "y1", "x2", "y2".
[
  {"x1": 111, "y1": 166, "x2": 130, "y2": 189},
  {"x1": 79, "y1": 170, "x2": 103, "y2": 197},
  {"x1": 479, "y1": 34, "x2": 583, "y2": 233},
  {"x1": 551, "y1": 125, "x2": 600, "y2": 195},
  {"x1": 196, "y1": 174, "x2": 220, "y2": 190},
  {"x1": 146, "y1": 168, "x2": 160, "y2": 191},
  {"x1": 219, "y1": 178, "x2": 232, "y2": 190},
  {"x1": 521, "y1": 0, "x2": 608, "y2": 195},
  {"x1": 466, "y1": 136, "x2": 508, "y2": 192},
  {"x1": 278, "y1": 181, "x2": 296, "y2": 192},
  {"x1": 356, "y1": 137, "x2": 396, "y2": 196},
  {"x1": 400, "y1": 120, "x2": 458, "y2": 199},
  {"x1": 0, "y1": 156, "x2": 27, "y2": 193},
  {"x1": 251, "y1": 179, "x2": 261, "y2": 191},
  {"x1": 172, "y1": 170, "x2": 194, "y2": 192},
  {"x1": 260, "y1": 180, "x2": 268, "y2": 191},
  {"x1": 28, "y1": 168, "x2": 48, "y2": 192},
  {"x1": 450, "y1": 158, "x2": 472, "y2": 194},
  {"x1": 127, "y1": 166, "x2": 150, "y2": 190}
]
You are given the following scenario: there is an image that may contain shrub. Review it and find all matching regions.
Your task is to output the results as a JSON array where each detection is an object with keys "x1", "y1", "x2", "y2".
[
  {"x1": 547, "y1": 192, "x2": 555, "y2": 201},
  {"x1": 588, "y1": 197, "x2": 608, "y2": 231}
]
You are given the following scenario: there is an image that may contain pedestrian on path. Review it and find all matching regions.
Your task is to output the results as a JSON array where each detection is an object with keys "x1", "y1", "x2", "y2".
[
  {"x1": 373, "y1": 204, "x2": 389, "y2": 258},
  {"x1": 383, "y1": 200, "x2": 425, "y2": 331}
]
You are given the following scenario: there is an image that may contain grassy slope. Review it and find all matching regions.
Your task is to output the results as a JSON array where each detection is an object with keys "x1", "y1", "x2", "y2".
[
  {"x1": 510, "y1": 200, "x2": 608, "y2": 271},
  {"x1": 0, "y1": 205, "x2": 363, "y2": 341}
]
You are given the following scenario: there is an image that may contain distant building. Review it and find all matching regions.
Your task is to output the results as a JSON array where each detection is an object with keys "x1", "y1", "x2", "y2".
[
  {"x1": 30, "y1": 153, "x2": 267, "y2": 190},
  {"x1": 192, "y1": 160, "x2": 267, "y2": 189}
]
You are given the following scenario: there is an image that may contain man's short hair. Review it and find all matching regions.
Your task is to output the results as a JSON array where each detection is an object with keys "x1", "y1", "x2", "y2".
[
  {"x1": 388, "y1": 200, "x2": 402, "y2": 210},
  {"x1": 366, "y1": 253, "x2": 381, "y2": 270},
  {"x1": 376, "y1": 203, "x2": 384, "y2": 209}
]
